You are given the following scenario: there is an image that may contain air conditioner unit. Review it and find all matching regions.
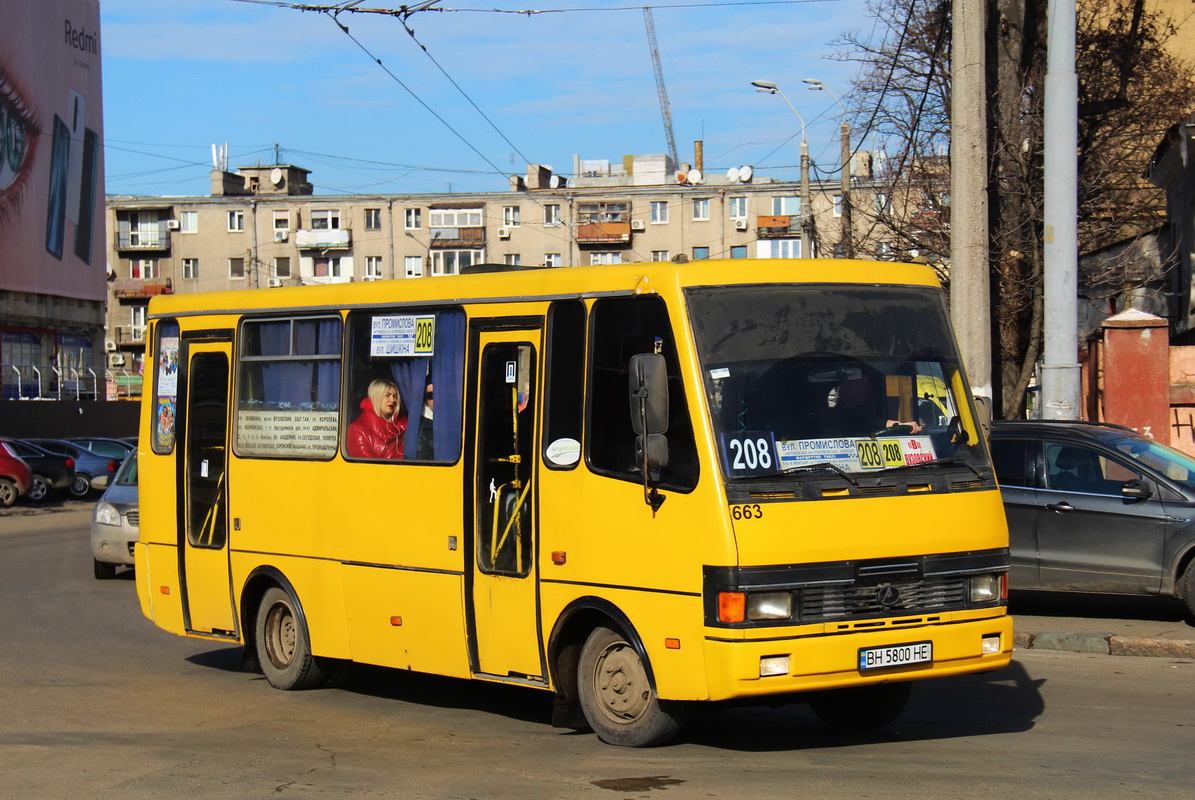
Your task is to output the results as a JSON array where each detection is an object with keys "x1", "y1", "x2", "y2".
[
  {"x1": 498, "y1": 227, "x2": 511, "y2": 239},
  {"x1": 630, "y1": 219, "x2": 646, "y2": 231},
  {"x1": 735, "y1": 219, "x2": 749, "y2": 231},
  {"x1": 273, "y1": 230, "x2": 288, "y2": 243},
  {"x1": 165, "y1": 219, "x2": 180, "y2": 230},
  {"x1": 267, "y1": 278, "x2": 283, "y2": 288},
  {"x1": 104, "y1": 340, "x2": 117, "y2": 352},
  {"x1": 107, "y1": 353, "x2": 126, "y2": 368}
]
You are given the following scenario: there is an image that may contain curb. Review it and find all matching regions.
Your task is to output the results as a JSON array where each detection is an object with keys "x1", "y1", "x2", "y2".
[{"x1": 1015, "y1": 631, "x2": 1195, "y2": 659}]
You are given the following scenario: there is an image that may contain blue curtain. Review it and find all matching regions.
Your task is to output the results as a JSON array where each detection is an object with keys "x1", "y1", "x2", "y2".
[
  {"x1": 259, "y1": 319, "x2": 341, "y2": 409},
  {"x1": 386, "y1": 310, "x2": 465, "y2": 460}
]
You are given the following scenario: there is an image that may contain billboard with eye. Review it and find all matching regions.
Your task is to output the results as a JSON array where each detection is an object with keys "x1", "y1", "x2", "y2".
[{"x1": 0, "y1": 0, "x2": 105, "y2": 302}]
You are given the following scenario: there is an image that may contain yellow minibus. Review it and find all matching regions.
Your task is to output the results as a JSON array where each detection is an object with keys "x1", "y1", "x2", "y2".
[{"x1": 135, "y1": 258, "x2": 1012, "y2": 746}]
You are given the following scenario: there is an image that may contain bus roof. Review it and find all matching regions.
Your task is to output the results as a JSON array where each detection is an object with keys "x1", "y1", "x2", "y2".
[{"x1": 147, "y1": 258, "x2": 941, "y2": 319}]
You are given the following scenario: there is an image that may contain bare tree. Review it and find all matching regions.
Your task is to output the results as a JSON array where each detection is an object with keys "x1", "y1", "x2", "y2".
[{"x1": 838, "y1": 0, "x2": 1195, "y2": 417}]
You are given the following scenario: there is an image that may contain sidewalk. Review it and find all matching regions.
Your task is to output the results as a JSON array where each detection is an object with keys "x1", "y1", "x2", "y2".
[{"x1": 1011, "y1": 590, "x2": 1195, "y2": 659}]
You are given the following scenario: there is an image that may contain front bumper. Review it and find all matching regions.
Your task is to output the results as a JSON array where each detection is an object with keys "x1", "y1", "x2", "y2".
[{"x1": 702, "y1": 611, "x2": 1013, "y2": 702}]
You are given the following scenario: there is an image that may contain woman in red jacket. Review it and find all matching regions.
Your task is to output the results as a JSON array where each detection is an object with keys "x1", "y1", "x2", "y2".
[{"x1": 346, "y1": 379, "x2": 408, "y2": 459}]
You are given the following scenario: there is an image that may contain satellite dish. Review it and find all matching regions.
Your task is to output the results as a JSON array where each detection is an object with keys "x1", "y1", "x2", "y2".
[
  {"x1": 549, "y1": 174, "x2": 561, "y2": 188},
  {"x1": 688, "y1": 169, "x2": 704, "y2": 185},
  {"x1": 739, "y1": 165, "x2": 754, "y2": 182},
  {"x1": 270, "y1": 167, "x2": 284, "y2": 185},
  {"x1": 675, "y1": 171, "x2": 688, "y2": 184},
  {"x1": 726, "y1": 166, "x2": 741, "y2": 182}
]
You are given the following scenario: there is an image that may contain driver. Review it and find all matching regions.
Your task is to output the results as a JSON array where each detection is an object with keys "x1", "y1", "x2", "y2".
[{"x1": 825, "y1": 374, "x2": 921, "y2": 437}]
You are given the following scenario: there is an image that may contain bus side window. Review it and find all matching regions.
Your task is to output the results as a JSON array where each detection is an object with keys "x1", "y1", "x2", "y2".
[
  {"x1": 543, "y1": 301, "x2": 585, "y2": 470},
  {"x1": 588, "y1": 296, "x2": 698, "y2": 491},
  {"x1": 343, "y1": 308, "x2": 466, "y2": 463}
]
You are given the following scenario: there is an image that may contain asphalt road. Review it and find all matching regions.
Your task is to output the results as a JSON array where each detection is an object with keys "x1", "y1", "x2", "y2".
[{"x1": 2, "y1": 506, "x2": 1194, "y2": 798}]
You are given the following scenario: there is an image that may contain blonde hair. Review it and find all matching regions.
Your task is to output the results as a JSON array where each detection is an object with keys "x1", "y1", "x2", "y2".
[{"x1": 367, "y1": 378, "x2": 399, "y2": 419}]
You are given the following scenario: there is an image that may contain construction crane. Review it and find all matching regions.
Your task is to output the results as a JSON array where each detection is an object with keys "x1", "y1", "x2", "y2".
[{"x1": 643, "y1": 8, "x2": 679, "y2": 166}]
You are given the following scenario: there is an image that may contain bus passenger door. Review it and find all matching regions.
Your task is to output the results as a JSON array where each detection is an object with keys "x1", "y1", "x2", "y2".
[
  {"x1": 469, "y1": 329, "x2": 543, "y2": 681},
  {"x1": 179, "y1": 340, "x2": 237, "y2": 636}
]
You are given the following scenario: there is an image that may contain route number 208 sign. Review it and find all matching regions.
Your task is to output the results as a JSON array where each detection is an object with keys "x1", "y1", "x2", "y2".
[{"x1": 718, "y1": 431, "x2": 778, "y2": 477}]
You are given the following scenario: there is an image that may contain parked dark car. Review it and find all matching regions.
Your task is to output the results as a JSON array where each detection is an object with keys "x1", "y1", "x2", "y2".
[
  {"x1": 68, "y1": 437, "x2": 135, "y2": 461},
  {"x1": 0, "y1": 438, "x2": 76, "y2": 501},
  {"x1": 0, "y1": 441, "x2": 33, "y2": 507},
  {"x1": 24, "y1": 438, "x2": 118, "y2": 497},
  {"x1": 989, "y1": 420, "x2": 1195, "y2": 616}
]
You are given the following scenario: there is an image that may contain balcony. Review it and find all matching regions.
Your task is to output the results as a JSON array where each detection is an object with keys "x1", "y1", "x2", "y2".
[
  {"x1": 116, "y1": 230, "x2": 172, "y2": 251},
  {"x1": 429, "y1": 227, "x2": 486, "y2": 248},
  {"x1": 756, "y1": 215, "x2": 801, "y2": 239},
  {"x1": 111, "y1": 279, "x2": 173, "y2": 300},
  {"x1": 295, "y1": 228, "x2": 352, "y2": 249},
  {"x1": 576, "y1": 221, "x2": 631, "y2": 245}
]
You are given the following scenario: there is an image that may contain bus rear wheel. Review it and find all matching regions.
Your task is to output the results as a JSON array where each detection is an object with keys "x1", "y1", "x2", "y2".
[
  {"x1": 808, "y1": 681, "x2": 912, "y2": 733},
  {"x1": 577, "y1": 624, "x2": 686, "y2": 747},
  {"x1": 255, "y1": 586, "x2": 329, "y2": 690}
]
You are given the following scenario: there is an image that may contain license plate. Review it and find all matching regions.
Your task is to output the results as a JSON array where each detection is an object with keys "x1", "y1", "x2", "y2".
[{"x1": 858, "y1": 641, "x2": 933, "y2": 671}]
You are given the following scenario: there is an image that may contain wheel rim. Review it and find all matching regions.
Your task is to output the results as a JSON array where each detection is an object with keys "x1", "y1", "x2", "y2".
[
  {"x1": 0, "y1": 483, "x2": 14, "y2": 505},
  {"x1": 71, "y1": 476, "x2": 89, "y2": 496},
  {"x1": 591, "y1": 639, "x2": 651, "y2": 725},
  {"x1": 263, "y1": 601, "x2": 298, "y2": 670},
  {"x1": 29, "y1": 479, "x2": 47, "y2": 500}
]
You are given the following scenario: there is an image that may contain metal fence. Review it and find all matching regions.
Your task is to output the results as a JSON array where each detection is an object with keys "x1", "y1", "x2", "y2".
[{"x1": 3, "y1": 364, "x2": 143, "y2": 401}]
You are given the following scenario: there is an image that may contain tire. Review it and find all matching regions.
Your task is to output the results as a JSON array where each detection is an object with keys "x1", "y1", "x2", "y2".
[
  {"x1": 808, "y1": 681, "x2": 912, "y2": 734},
  {"x1": 0, "y1": 478, "x2": 16, "y2": 508},
  {"x1": 70, "y1": 474, "x2": 92, "y2": 498},
  {"x1": 27, "y1": 475, "x2": 49, "y2": 502},
  {"x1": 1179, "y1": 561, "x2": 1195, "y2": 619},
  {"x1": 255, "y1": 586, "x2": 329, "y2": 690},
  {"x1": 93, "y1": 558, "x2": 117, "y2": 580},
  {"x1": 577, "y1": 624, "x2": 686, "y2": 747}
]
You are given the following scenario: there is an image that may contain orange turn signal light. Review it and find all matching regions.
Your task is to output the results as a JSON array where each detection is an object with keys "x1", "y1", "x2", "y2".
[
  {"x1": 390, "y1": 616, "x2": 403, "y2": 626},
  {"x1": 718, "y1": 592, "x2": 746, "y2": 623},
  {"x1": 159, "y1": 586, "x2": 170, "y2": 595},
  {"x1": 664, "y1": 638, "x2": 681, "y2": 650},
  {"x1": 551, "y1": 551, "x2": 567, "y2": 565}
]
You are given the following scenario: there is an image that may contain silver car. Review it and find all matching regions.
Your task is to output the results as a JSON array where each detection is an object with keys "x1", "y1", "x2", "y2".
[{"x1": 91, "y1": 453, "x2": 138, "y2": 580}]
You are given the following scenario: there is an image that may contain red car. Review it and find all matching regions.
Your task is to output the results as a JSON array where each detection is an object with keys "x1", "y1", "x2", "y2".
[{"x1": 0, "y1": 441, "x2": 33, "y2": 507}]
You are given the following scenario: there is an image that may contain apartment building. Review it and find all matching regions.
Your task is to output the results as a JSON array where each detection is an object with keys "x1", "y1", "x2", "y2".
[{"x1": 103, "y1": 153, "x2": 879, "y2": 373}]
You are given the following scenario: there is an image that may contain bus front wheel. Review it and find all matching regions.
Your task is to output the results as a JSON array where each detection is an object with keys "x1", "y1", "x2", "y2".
[
  {"x1": 577, "y1": 625, "x2": 686, "y2": 747},
  {"x1": 255, "y1": 586, "x2": 329, "y2": 691},
  {"x1": 808, "y1": 681, "x2": 912, "y2": 733}
]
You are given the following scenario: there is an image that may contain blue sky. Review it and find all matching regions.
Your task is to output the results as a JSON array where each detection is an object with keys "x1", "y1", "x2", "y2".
[{"x1": 100, "y1": 0, "x2": 875, "y2": 197}]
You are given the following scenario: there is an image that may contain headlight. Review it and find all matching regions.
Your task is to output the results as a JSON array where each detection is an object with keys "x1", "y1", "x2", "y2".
[
  {"x1": 969, "y1": 574, "x2": 1001, "y2": 603},
  {"x1": 94, "y1": 501, "x2": 122, "y2": 527},
  {"x1": 747, "y1": 591, "x2": 793, "y2": 620}
]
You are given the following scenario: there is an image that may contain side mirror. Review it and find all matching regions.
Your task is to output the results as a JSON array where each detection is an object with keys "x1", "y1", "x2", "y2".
[
  {"x1": 635, "y1": 434, "x2": 670, "y2": 472},
  {"x1": 1122, "y1": 479, "x2": 1153, "y2": 500},
  {"x1": 629, "y1": 353, "x2": 669, "y2": 435},
  {"x1": 972, "y1": 394, "x2": 992, "y2": 440}
]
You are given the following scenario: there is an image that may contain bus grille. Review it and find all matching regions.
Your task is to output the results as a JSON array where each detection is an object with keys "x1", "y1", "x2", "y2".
[{"x1": 800, "y1": 577, "x2": 968, "y2": 621}]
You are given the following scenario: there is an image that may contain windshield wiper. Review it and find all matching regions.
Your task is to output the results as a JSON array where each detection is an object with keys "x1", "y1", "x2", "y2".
[
  {"x1": 741, "y1": 461, "x2": 860, "y2": 487},
  {"x1": 873, "y1": 457, "x2": 983, "y2": 480}
]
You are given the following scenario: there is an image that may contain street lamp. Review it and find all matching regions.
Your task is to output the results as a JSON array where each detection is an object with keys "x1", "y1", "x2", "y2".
[
  {"x1": 751, "y1": 80, "x2": 812, "y2": 258},
  {"x1": 804, "y1": 79, "x2": 853, "y2": 258}
]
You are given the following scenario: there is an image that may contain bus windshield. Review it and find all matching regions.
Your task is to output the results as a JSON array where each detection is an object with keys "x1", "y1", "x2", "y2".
[{"x1": 687, "y1": 284, "x2": 987, "y2": 480}]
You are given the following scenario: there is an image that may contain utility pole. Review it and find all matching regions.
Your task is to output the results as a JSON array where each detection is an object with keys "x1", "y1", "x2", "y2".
[
  {"x1": 840, "y1": 121, "x2": 852, "y2": 258},
  {"x1": 950, "y1": 0, "x2": 992, "y2": 402},
  {"x1": 1041, "y1": 0, "x2": 1081, "y2": 419},
  {"x1": 804, "y1": 80, "x2": 851, "y2": 258}
]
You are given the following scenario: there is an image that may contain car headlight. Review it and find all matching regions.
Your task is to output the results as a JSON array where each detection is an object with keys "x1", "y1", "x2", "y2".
[
  {"x1": 94, "y1": 501, "x2": 122, "y2": 527},
  {"x1": 969, "y1": 574, "x2": 1001, "y2": 603},
  {"x1": 747, "y1": 591, "x2": 793, "y2": 620}
]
